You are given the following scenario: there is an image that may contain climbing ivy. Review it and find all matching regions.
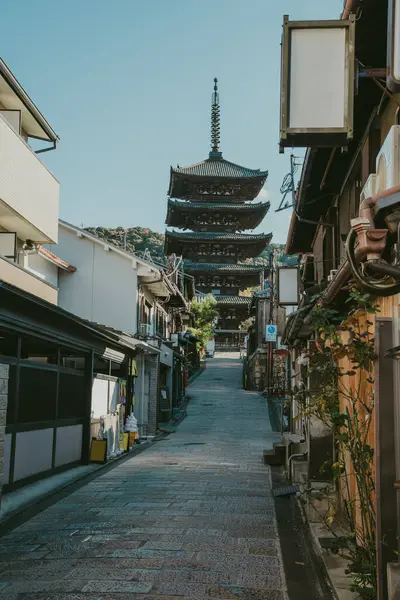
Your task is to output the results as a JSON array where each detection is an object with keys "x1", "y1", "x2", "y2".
[{"x1": 294, "y1": 288, "x2": 378, "y2": 599}]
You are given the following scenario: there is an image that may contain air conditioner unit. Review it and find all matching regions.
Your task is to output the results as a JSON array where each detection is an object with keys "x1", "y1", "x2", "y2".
[
  {"x1": 139, "y1": 323, "x2": 151, "y2": 337},
  {"x1": 376, "y1": 125, "x2": 400, "y2": 194},
  {"x1": 360, "y1": 174, "x2": 377, "y2": 202}
]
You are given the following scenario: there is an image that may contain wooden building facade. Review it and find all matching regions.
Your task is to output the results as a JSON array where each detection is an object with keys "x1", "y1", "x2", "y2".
[{"x1": 282, "y1": 1, "x2": 400, "y2": 596}]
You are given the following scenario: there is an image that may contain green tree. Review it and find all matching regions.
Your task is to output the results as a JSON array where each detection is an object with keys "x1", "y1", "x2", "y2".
[{"x1": 189, "y1": 296, "x2": 219, "y2": 349}]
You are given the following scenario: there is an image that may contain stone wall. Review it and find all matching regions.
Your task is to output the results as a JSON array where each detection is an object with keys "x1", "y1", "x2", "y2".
[{"x1": 247, "y1": 348, "x2": 268, "y2": 391}]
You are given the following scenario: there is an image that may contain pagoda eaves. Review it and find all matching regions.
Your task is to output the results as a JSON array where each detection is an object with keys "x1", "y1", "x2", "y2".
[
  {"x1": 184, "y1": 262, "x2": 267, "y2": 273},
  {"x1": 168, "y1": 158, "x2": 268, "y2": 202},
  {"x1": 185, "y1": 263, "x2": 267, "y2": 293},
  {"x1": 214, "y1": 295, "x2": 252, "y2": 306},
  {"x1": 164, "y1": 230, "x2": 272, "y2": 261},
  {"x1": 166, "y1": 199, "x2": 270, "y2": 231}
]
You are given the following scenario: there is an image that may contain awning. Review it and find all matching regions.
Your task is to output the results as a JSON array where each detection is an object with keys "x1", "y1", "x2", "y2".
[
  {"x1": 119, "y1": 335, "x2": 160, "y2": 355},
  {"x1": 102, "y1": 347, "x2": 125, "y2": 363},
  {"x1": 0, "y1": 57, "x2": 59, "y2": 142}
]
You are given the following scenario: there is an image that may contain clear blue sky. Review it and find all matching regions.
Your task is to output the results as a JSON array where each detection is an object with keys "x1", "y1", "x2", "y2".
[{"x1": 2, "y1": 0, "x2": 343, "y2": 243}]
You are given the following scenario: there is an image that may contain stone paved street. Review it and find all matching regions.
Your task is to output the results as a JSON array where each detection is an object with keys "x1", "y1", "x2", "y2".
[{"x1": 0, "y1": 355, "x2": 315, "y2": 599}]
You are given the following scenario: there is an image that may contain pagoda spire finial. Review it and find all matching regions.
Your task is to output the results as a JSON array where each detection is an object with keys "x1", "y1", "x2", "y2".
[{"x1": 210, "y1": 77, "x2": 222, "y2": 158}]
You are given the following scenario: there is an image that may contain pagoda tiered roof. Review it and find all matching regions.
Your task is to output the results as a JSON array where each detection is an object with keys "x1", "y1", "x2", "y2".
[
  {"x1": 164, "y1": 78, "x2": 271, "y2": 350},
  {"x1": 214, "y1": 296, "x2": 252, "y2": 306},
  {"x1": 186, "y1": 262, "x2": 266, "y2": 291},
  {"x1": 168, "y1": 155, "x2": 268, "y2": 202},
  {"x1": 185, "y1": 262, "x2": 266, "y2": 273},
  {"x1": 166, "y1": 199, "x2": 270, "y2": 231},
  {"x1": 164, "y1": 230, "x2": 272, "y2": 260},
  {"x1": 170, "y1": 157, "x2": 268, "y2": 179}
]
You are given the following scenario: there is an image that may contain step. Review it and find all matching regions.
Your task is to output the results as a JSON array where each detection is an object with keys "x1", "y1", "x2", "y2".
[{"x1": 263, "y1": 448, "x2": 285, "y2": 466}]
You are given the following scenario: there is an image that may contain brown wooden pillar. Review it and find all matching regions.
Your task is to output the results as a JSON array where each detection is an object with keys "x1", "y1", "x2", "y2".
[{"x1": 375, "y1": 318, "x2": 397, "y2": 600}]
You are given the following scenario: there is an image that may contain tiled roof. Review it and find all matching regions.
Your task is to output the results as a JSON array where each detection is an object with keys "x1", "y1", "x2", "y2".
[
  {"x1": 166, "y1": 231, "x2": 272, "y2": 242},
  {"x1": 185, "y1": 262, "x2": 265, "y2": 273},
  {"x1": 38, "y1": 246, "x2": 76, "y2": 272},
  {"x1": 214, "y1": 295, "x2": 252, "y2": 305},
  {"x1": 167, "y1": 199, "x2": 270, "y2": 211},
  {"x1": 171, "y1": 157, "x2": 268, "y2": 180}
]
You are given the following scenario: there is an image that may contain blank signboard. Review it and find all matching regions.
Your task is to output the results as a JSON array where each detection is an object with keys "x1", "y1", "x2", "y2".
[
  {"x1": 387, "y1": 1, "x2": 400, "y2": 91},
  {"x1": 289, "y1": 28, "x2": 347, "y2": 129},
  {"x1": 278, "y1": 267, "x2": 299, "y2": 306},
  {"x1": 394, "y1": 1, "x2": 400, "y2": 82},
  {"x1": 280, "y1": 17, "x2": 355, "y2": 149}
]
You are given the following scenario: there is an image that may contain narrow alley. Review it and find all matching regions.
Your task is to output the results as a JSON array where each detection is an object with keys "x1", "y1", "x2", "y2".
[{"x1": 0, "y1": 356, "x2": 331, "y2": 599}]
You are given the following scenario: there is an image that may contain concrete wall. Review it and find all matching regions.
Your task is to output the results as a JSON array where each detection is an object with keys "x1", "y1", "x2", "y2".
[
  {"x1": 56, "y1": 226, "x2": 138, "y2": 334},
  {"x1": 0, "y1": 113, "x2": 59, "y2": 243},
  {"x1": 25, "y1": 253, "x2": 58, "y2": 288},
  {"x1": 0, "y1": 255, "x2": 57, "y2": 304}
]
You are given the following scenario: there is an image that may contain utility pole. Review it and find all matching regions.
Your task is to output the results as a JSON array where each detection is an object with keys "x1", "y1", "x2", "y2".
[{"x1": 267, "y1": 248, "x2": 275, "y2": 397}]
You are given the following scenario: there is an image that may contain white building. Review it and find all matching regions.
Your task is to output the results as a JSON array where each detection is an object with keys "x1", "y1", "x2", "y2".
[
  {"x1": 0, "y1": 58, "x2": 133, "y2": 496},
  {"x1": 0, "y1": 58, "x2": 61, "y2": 302},
  {"x1": 55, "y1": 220, "x2": 176, "y2": 437}
]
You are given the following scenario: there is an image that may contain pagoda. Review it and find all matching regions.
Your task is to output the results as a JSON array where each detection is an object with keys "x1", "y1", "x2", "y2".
[{"x1": 165, "y1": 79, "x2": 272, "y2": 351}]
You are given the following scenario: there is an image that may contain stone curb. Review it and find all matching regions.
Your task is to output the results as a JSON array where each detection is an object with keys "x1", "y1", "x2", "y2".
[
  {"x1": 298, "y1": 497, "x2": 354, "y2": 600},
  {"x1": 0, "y1": 434, "x2": 166, "y2": 533},
  {"x1": 0, "y1": 369, "x2": 206, "y2": 533}
]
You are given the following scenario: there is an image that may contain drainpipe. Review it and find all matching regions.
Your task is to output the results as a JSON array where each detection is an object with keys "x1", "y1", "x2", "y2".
[
  {"x1": 303, "y1": 249, "x2": 363, "y2": 326},
  {"x1": 341, "y1": 0, "x2": 358, "y2": 19},
  {"x1": 304, "y1": 184, "x2": 400, "y2": 322}
]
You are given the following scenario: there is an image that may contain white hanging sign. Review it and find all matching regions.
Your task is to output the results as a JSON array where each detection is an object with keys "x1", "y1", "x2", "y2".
[
  {"x1": 279, "y1": 15, "x2": 355, "y2": 150},
  {"x1": 388, "y1": 0, "x2": 400, "y2": 92}
]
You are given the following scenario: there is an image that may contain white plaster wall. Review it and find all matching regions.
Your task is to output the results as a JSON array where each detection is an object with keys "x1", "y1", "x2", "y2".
[
  {"x1": 92, "y1": 377, "x2": 109, "y2": 419},
  {"x1": 3, "y1": 433, "x2": 11, "y2": 485},
  {"x1": 0, "y1": 256, "x2": 58, "y2": 304},
  {"x1": 0, "y1": 115, "x2": 59, "y2": 243},
  {"x1": 54, "y1": 425, "x2": 83, "y2": 467},
  {"x1": 14, "y1": 429, "x2": 53, "y2": 481},
  {"x1": 26, "y1": 253, "x2": 58, "y2": 287},
  {"x1": 56, "y1": 227, "x2": 138, "y2": 334}
]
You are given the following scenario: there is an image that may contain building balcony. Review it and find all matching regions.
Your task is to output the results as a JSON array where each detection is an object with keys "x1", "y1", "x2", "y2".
[
  {"x1": 0, "y1": 113, "x2": 59, "y2": 244},
  {"x1": 0, "y1": 254, "x2": 57, "y2": 304}
]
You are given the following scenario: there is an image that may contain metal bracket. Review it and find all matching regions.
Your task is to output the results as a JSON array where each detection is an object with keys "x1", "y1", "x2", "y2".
[{"x1": 276, "y1": 154, "x2": 302, "y2": 213}]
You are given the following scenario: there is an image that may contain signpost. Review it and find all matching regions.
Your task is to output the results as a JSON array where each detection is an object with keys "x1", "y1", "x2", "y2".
[{"x1": 266, "y1": 324, "x2": 278, "y2": 343}]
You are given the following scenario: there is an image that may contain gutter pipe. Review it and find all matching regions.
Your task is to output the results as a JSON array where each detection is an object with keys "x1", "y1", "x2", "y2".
[
  {"x1": 341, "y1": 0, "x2": 358, "y2": 19},
  {"x1": 304, "y1": 184, "x2": 400, "y2": 324}
]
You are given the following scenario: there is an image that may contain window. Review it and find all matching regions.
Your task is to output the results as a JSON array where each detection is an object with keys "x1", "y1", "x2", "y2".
[
  {"x1": 20, "y1": 338, "x2": 58, "y2": 366},
  {"x1": 6, "y1": 365, "x2": 17, "y2": 425},
  {"x1": 60, "y1": 348, "x2": 86, "y2": 372},
  {"x1": 0, "y1": 330, "x2": 18, "y2": 361},
  {"x1": 58, "y1": 372, "x2": 86, "y2": 419},
  {"x1": 17, "y1": 367, "x2": 57, "y2": 423}
]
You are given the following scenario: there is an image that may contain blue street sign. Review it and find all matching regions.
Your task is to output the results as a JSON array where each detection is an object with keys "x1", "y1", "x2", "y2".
[{"x1": 266, "y1": 324, "x2": 277, "y2": 342}]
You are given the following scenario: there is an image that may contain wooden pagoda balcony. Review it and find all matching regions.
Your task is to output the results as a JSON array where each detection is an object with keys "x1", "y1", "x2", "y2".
[
  {"x1": 164, "y1": 231, "x2": 272, "y2": 261},
  {"x1": 166, "y1": 199, "x2": 270, "y2": 232}
]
